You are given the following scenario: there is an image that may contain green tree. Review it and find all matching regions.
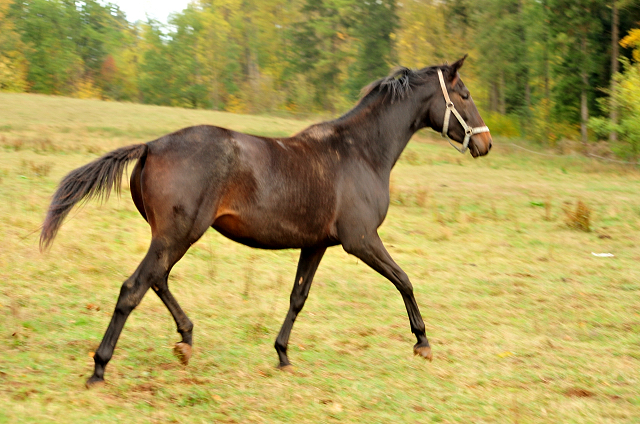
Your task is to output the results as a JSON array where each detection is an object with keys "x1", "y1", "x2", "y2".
[
  {"x1": 8, "y1": 0, "x2": 138, "y2": 98},
  {"x1": 395, "y1": 0, "x2": 465, "y2": 68},
  {"x1": 76, "y1": 0, "x2": 136, "y2": 99},
  {"x1": 548, "y1": 0, "x2": 608, "y2": 144},
  {"x1": 475, "y1": 0, "x2": 534, "y2": 117},
  {"x1": 167, "y1": 6, "x2": 210, "y2": 108},
  {"x1": 287, "y1": 0, "x2": 354, "y2": 111},
  {"x1": 138, "y1": 20, "x2": 176, "y2": 105},
  {"x1": 346, "y1": 0, "x2": 398, "y2": 98},
  {"x1": 591, "y1": 29, "x2": 640, "y2": 157},
  {"x1": 10, "y1": 0, "x2": 84, "y2": 95},
  {"x1": 196, "y1": 0, "x2": 242, "y2": 110}
]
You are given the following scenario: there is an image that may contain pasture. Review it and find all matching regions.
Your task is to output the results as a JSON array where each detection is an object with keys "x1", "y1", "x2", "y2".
[{"x1": 1, "y1": 92, "x2": 639, "y2": 423}]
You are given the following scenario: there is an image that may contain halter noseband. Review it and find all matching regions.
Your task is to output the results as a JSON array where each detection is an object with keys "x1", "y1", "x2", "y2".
[{"x1": 437, "y1": 68, "x2": 490, "y2": 154}]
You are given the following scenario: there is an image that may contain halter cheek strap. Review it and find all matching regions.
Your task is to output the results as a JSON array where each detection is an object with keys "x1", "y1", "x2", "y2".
[{"x1": 437, "y1": 69, "x2": 490, "y2": 154}]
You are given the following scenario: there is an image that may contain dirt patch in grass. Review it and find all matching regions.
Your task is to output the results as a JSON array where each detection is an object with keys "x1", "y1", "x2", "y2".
[{"x1": 564, "y1": 387, "x2": 596, "y2": 398}]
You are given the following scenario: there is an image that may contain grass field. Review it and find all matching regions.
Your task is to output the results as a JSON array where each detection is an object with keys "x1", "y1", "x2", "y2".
[{"x1": 1, "y1": 92, "x2": 639, "y2": 423}]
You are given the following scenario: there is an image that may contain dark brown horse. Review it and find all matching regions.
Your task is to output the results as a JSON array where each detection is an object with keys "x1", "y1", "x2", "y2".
[{"x1": 40, "y1": 56, "x2": 491, "y2": 387}]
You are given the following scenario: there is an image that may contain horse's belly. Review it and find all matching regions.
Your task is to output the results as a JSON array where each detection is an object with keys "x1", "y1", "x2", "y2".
[{"x1": 212, "y1": 213, "x2": 332, "y2": 249}]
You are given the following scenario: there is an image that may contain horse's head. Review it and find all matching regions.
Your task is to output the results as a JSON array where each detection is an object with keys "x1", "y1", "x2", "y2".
[
  {"x1": 426, "y1": 56, "x2": 492, "y2": 158},
  {"x1": 355, "y1": 57, "x2": 491, "y2": 159}
]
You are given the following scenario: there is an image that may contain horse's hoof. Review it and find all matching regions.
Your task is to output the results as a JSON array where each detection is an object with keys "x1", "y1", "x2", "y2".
[
  {"x1": 413, "y1": 345, "x2": 433, "y2": 362},
  {"x1": 174, "y1": 342, "x2": 192, "y2": 366},
  {"x1": 278, "y1": 364, "x2": 295, "y2": 373},
  {"x1": 85, "y1": 376, "x2": 105, "y2": 389}
]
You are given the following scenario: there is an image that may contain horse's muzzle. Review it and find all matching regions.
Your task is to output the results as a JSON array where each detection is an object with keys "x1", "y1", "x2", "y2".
[{"x1": 470, "y1": 132, "x2": 492, "y2": 158}]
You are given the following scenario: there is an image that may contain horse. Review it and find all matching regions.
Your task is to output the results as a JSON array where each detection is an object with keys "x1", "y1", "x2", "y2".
[{"x1": 40, "y1": 56, "x2": 491, "y2": 387}]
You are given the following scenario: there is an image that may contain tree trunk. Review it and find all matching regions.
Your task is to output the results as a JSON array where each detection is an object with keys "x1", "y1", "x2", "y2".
[
  {"x1": 209, "y1": 45, "x2": 220, "y2": 110},
  {"x1": 499, "y1": 70, "x2": 506, "y2": 115},
  {"x1": 490, "y1": 80, "x2": 499, "y2": 112},
  {"x1": 543, "y1": 0, "x2": 550, "y2": 143},
  {"x1": 243, "y1": 2, "x2": 260, "y2": 111},
  {"x1": 581, "y1": 34, "x2": 589, "y2": 146},
  {"x1": 609, "y1": 0, "x2": 619, "y2": 143},
  {"x1": 581, "y1": 87, "x2": 589, "y2": 145}
]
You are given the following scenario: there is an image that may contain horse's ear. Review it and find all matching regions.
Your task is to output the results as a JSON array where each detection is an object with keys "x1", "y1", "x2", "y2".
[{"x1": 449, "y1": 54, "x2": 468, "y2": 80}]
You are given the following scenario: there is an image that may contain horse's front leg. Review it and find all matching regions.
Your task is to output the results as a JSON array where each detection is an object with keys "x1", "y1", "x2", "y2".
[
  {"x1": 342, "y1": 232, "x2": 432, "y2": 360},
  {"x1": 274, "y1": 246, "x2": 327, "y2": 370}
]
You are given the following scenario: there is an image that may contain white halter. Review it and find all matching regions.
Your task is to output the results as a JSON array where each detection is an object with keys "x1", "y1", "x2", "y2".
[{"x1": 437, "y1": 68, "x2": 490, "y2": 154}]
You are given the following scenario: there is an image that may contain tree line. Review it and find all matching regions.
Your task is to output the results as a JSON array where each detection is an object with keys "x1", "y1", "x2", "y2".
[{"x1": 1, "y1": 0, "x2": 639, "y2": 155}]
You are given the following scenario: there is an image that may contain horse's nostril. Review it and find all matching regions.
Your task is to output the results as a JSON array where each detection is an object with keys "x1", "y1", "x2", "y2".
[{"x1": 488, "y1": 142, "x2": 493, "y2": 151}]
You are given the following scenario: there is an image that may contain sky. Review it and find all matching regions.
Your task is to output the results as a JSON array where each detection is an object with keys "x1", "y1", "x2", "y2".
[{"x1": 107, "y1": 0, "x2": 193, "y2": 24}]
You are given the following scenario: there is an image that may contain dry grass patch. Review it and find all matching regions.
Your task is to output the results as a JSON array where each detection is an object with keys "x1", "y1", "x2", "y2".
[{"x1": 563, "y1": 200, "x2": 592, "y2": 232}]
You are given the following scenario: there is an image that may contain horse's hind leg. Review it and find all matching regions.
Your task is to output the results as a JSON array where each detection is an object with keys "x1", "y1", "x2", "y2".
[
  {"x1": 152, "y1": 278, "x2": 194, "y2": 365},
  {"x1": 274, "y1": 246, "x2": 326, "y2": 370},
  {"x1": 86, "y1": 237, "x2": 195, "y2": 387},
  {"x1": 87, "y1": 241, "x2": 162, "y2": 387}
]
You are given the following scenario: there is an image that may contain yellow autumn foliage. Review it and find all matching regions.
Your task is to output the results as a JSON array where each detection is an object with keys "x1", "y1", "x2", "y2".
[
  {"x1": 0, "y1": 0, "x2": 28, "y2": 92},
  {"x1": 73, "y1": 78, "x2": 102, "y2": 99},
  {"x1": 620, "y1": 28, "x2": 640, "y2": 62}
]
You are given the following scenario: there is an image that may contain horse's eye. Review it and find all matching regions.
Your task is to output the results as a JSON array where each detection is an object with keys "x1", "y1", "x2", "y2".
[{"x1": 461, "y1": 93, "x2": 469, "y2": 100}]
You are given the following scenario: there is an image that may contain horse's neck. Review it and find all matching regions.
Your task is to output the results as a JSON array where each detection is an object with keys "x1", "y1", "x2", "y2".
[{"x1": 337, "y1": 98, "x2": 417, "y2": 173}]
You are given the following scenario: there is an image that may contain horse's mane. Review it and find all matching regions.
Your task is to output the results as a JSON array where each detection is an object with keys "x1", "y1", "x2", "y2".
[{"x1": 360, "y1": 65, "x2": 442, "y2": 103}]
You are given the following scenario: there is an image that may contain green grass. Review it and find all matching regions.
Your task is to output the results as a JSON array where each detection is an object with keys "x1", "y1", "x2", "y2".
[{"x1": 1, "y1": 92, "x2": 640, "y2": 423}]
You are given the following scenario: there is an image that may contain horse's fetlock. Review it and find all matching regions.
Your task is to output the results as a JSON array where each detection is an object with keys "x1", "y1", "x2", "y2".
[
  {"x1": 93, "y1": 350, "x2": 109, "y2": 366},
  {"x1": 412, "y1": 324, "x2": 427, "y2": 336},
  {"x1": 274, "y1": 339, "x2": 287, "y2": 353},
  {"x1": 179, "y1": 321, "x2": 194, "y2": 334}
]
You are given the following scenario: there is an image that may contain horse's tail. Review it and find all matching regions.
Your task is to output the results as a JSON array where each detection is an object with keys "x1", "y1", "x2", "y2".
[{"x1": 40, "y1": 144, "x2": 148, "y2": 251}]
